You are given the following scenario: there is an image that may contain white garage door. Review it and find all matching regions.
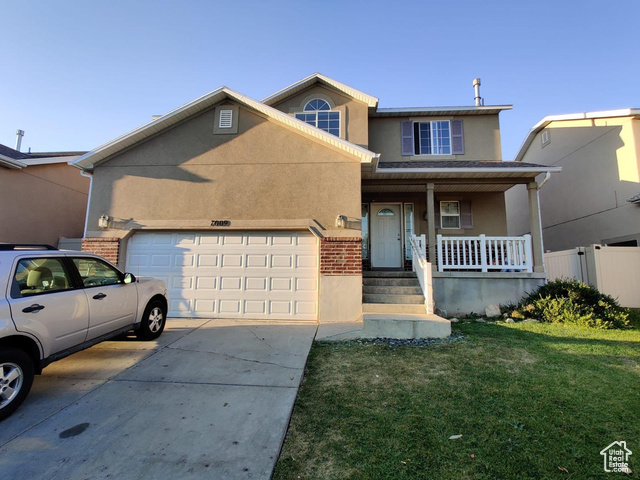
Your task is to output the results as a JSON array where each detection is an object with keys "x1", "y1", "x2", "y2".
[{"x1": 126, "y1": 231, "x2": 318, "y2": 320}]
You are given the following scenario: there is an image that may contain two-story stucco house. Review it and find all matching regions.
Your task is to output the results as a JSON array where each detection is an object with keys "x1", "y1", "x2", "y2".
[
  {"x1": 506, "y1": 109, "x2": 640, "y2": 251},
  {"x1": 72, "y1": 74, "x2": 558, "y2": 326}
]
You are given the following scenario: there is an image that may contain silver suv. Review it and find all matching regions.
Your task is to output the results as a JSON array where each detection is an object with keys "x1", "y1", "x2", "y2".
[{"x1": 0, "y1": 244, "x2": 168, "y2": 421}]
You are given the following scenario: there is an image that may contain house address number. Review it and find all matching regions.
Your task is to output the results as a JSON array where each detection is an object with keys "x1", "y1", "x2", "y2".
[{"x1": 211, "y1": 220, "x2": 231, "y2": 227}]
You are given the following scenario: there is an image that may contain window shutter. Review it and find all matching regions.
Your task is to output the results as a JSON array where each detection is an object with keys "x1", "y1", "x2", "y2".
[
  {"x1": 219, "y1": 110, "x2": 233, "y2": 128},
  {"x1": 460, "y1": 200, "x2": 473, "y2": 229},
  {"x1": 434, "y1": 204, "x2": 441, "y2": 229},
  {"x1": 401, "y1": 121, "x2": 414, "y2": 156},
  {"x1": 451, "y1": 119, "x2": 464, "y2": 154}
]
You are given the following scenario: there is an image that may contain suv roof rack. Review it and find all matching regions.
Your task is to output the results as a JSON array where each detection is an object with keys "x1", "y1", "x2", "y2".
[{"x1": 0, "y1": 244, "x2": 59, "y2": 251}]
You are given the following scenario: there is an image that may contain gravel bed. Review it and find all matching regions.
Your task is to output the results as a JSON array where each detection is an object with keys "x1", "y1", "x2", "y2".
[{"x1": 321, "y1": 331, "x2": 467, "y2": 348}]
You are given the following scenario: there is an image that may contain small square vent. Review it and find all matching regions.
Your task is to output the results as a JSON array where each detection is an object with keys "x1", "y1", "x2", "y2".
[{"x1": 219, "y1": 110, "x2": 233, "y2": 128}]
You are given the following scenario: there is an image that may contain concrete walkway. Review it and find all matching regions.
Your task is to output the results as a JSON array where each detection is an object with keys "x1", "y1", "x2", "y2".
[{"x1": 0, "y1": 318, "x2": 317, "y2": 480}]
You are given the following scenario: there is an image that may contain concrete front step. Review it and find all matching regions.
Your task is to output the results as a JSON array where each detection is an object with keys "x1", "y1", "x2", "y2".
[
  {"x1": 363, "y1": 293, "x2": 425, "y2": 304},
  {"x1": 363, "y1": 313, "x2": 451, "y2": 339},
  {"x1": 363, "y1": 277, "x2": 420, "y2": 287},
  {"x1": 363, "y1": 303, "x2": 426, "y2": 314},
  {"x1": 363, "y1": 285, "x2": 423, "y2": 295},
  {"x1": 363, "y1": 271, "x2": 417, "y2": 278}
]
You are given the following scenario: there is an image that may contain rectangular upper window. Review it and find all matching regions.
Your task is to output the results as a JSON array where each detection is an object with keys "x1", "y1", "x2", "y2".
[
  {"x1": 295, "y1": 111, "x2": 340, "y2": 136},
  {"x1": 401, "y1": 119, "x2": 464, "y2": 156},
  {"x1": 415, "y1": 121, "x2": 451, "y2": 155}
]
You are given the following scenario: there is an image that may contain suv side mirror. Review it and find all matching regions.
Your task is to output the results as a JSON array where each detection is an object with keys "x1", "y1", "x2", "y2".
[{"x1": 124, "y1": 273, "x2": 136, "y2": 284}]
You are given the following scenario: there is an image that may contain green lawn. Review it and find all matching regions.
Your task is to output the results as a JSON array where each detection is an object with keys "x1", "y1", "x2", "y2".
[{"x1": 274, "y1": 317, "x2": 639, "y2": 479}]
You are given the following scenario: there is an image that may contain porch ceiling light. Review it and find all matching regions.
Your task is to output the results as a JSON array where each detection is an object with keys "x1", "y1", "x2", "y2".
[{"x1": 98, "y1": 214, "x2": 110, "y2": 229}]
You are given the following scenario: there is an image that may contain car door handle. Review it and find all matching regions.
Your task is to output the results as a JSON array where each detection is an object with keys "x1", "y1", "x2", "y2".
[
  {"x1": 93, "y1": 293, "x2": 107, "y2": 300},
  {"x1": 22, "y1": 304, "x2": 45, "y2": 313}
]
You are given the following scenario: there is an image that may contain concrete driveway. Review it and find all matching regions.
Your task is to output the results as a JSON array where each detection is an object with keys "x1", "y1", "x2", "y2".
[{"x1": 0, "y1": 319, "x2": 317, "y2": 480}]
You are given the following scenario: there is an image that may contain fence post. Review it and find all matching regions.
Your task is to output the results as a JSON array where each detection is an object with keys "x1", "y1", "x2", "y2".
[
  {"x1": 480, "y1": 234, "x2": 487, "y2": 272},
  {"x1": 420, "y1": 234, "x2": 426, "y2": 259},
  {"x1": 436, "y1": 234, "x2": 443, "y2": 272},
  {"x1": 524, "y1": 234, "x2": 533, "y2": 272}
]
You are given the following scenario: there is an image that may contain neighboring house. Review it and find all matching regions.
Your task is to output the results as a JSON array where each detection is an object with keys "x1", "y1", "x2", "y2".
[
  {"x1": 72, "y1": 74, "x2": 558, "y2": 321},
  {"x1": 506, "y1": 109, "x2": 640, "y2": 251},
  {"x1": 0, "y1": 144, "x2": 89, "y2": 246}
]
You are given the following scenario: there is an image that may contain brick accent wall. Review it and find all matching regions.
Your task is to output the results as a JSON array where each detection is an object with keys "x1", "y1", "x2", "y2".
[
  {"x1": 320, "y1": 237, "x2": 362, "y2": 275},
  {"x1": 81, "y1": 237, "x2": 121, "y2": 264}
]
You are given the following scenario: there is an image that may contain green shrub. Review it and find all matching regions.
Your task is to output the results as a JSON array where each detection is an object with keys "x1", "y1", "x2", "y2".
[{"x1": 511, "y1": 278, "x2": 629, "y2": 329}]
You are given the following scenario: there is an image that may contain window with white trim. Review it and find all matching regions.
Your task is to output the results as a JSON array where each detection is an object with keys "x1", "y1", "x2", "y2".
[
  {"x1": 440, "y1": 201, "x2": 460, "y2": 229},
  {"x1": 401, "y1": 119, "x2": 464, "y2": 156},
  {"x1": 295, "y1": 99, "x2": 340, "y2": 136},
  {"x1": 415, "y1": 121, "x2": 451, "y2": 155}
]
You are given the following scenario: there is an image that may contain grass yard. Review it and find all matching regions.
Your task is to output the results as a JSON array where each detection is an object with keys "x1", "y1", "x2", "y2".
[{"x1": 274, "y1": 315, "x2": 640, "y2": 479}]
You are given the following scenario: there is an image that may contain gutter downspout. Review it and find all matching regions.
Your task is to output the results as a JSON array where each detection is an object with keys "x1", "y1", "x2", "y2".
[{"x1": 80, "y1": 170, "x2": 93, "y2": 238}]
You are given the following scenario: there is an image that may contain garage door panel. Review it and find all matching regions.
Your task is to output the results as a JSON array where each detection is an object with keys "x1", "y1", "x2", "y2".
[{"x1": 127, "y1": 231, "x2": 318, "y2": 320}]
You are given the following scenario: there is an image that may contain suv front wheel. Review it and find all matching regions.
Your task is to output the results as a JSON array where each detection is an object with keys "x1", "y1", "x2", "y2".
[
  {"x1": 0, "y1": 349, "x2": 35, "y2": 421},
  {"x1": 135, "y1": 299, "x2": 167, "y2": 341}
]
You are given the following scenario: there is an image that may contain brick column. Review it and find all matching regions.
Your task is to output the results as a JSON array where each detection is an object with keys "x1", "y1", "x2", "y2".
[
  {"x1": 320, "y1": 237, "x2": 362, "y2": 275},
  {"x1": 81, "y1": 237, "x2": 121, "y2": 264}
]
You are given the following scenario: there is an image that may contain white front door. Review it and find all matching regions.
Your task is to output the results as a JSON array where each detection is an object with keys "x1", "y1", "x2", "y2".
[{"x1": 371, "y1": 204, "x2": 402, "y2": 268}]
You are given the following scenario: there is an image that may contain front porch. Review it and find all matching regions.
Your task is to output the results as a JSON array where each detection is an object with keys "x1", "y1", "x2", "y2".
[{"x1": 360, "y1": 160, "x2": 558, "y2": 316}]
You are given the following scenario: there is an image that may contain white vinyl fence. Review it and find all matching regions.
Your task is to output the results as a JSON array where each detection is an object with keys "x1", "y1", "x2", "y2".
[{"x1": 545, "y1": 245, "x2": 640, "y2": 308}]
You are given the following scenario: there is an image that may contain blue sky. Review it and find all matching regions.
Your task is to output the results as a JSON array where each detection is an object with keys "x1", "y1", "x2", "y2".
[{"x1": 1, "y1": 0, "x2": 638, "y2": 160}]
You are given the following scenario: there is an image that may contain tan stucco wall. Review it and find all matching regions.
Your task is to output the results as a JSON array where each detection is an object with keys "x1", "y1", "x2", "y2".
[
  {"x1": 319, "y1": 275, "x2": 362, "y2": 322},
  {"x1": 368, "y1": 114, "x2": 503, "y2": 162},
  {"x1": 506, "y1": 117, "x2": 640, "y2": 250},
  {"x1": 87, "y1": 101, "x2": 362, "y2": 239},
  {"x1": 269, "y1": 85, "x2": 370, "y2": 148},
  {"x1": 0, "y1": 163, "x2": 89, "y2": 245}
]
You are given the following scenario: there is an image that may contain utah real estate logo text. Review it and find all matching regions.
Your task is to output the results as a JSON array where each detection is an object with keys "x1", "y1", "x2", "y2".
[{"x1": 600, "y1": 441, "x2": 632, "y2": 473}]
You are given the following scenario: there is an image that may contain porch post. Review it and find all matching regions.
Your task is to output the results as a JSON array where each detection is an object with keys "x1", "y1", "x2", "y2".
[
  {"x1": 527, "y1": 182, "x2": 545, "y2": 273},
  {"x1": 426, "y1": 183, "x2": 436, "y2": 267}
]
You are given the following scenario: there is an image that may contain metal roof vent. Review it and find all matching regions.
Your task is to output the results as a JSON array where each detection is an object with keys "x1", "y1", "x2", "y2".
[{"x1": 473, "y1": 78, "x2": 484, "y2": 106}]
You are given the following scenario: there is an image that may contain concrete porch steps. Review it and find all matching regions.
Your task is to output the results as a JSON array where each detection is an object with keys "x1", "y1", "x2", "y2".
[
  {"x1": 363, "y1": 270, "x2": 425, "y2": 306},
  {"x1": 362, "y1": 303, "x2": 426, "y2": 314},
  {"x1": 363, "y1": 277, "x2": 421, "y2": 287},
  {"x1": 364, "y1": 285, "x2": 423, "y2": 295},
  {"x1": 360, "y1": 270, "x2": 451, "y2": 338},
  {"x1": 364, "y1": 313, "x2": 451, "y2": 339},
  {"x1": 363, "y1": 293, "x2": 425, "y2": 304},
  {"x1": 363, "y1": 271, "x2": 417, "y2": 278}
]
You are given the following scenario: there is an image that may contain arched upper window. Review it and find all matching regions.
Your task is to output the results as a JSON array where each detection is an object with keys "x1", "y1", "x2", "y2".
[
  {"x1": 295, "y1": 99, "x2": 340, "y2": 137},
  {"x1": 303, "y1": 99, "x2": 331, "y2": 111}
]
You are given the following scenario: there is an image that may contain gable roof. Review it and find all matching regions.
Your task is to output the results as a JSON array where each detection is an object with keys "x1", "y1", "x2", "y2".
[
  {"x1": 514, "y1": 108, "x2": 640, "y2": 162},
  {"x1": 72, "y1": 87, "x2": 380, "y2": 171},
  {"x1": 261, "y1": 73, "x2": 379, "y2": 108}
]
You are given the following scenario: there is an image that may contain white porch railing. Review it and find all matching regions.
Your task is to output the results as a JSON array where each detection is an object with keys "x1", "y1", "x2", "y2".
[
  {"x1": 436, "y1": 234, "x2": 533, "y2": 273},
  {"x1": 410, "y1": 234, "x2": 434, "y2": 314}
]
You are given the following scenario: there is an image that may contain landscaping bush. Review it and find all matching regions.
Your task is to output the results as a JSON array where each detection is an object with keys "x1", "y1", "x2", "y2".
[{"x1": 509, "y1": 278, "x2": 629, "y2": 329}]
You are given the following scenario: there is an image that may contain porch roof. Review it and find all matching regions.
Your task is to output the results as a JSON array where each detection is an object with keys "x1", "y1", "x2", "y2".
[{"x1": 362, "y1": 160, "x2": 561, "y2": 192}]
